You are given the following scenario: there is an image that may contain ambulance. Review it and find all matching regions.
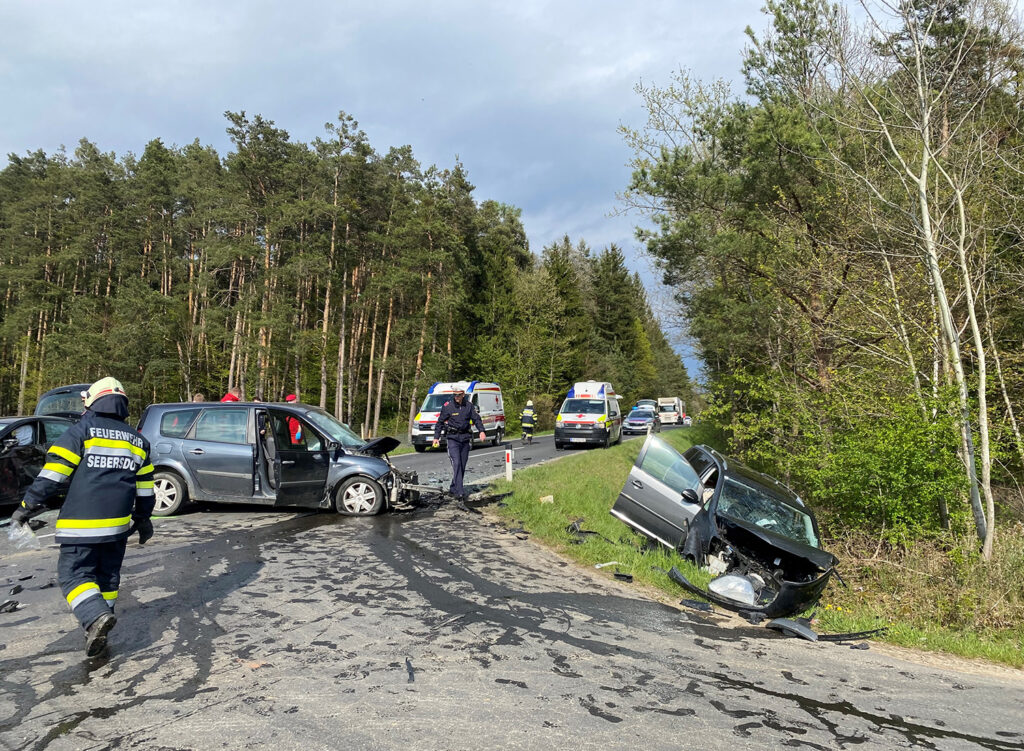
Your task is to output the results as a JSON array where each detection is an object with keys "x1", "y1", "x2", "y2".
[
  {"x1": 554, "y1": 381, "x2": 623, "y2": 449},
  {"x1": 410, "y1": 381, "x2": 505, "y2": 451}
]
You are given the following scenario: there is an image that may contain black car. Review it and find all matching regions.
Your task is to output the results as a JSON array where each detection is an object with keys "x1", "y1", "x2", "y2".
[
  {"x1": 0, "y1": 416, "x2": 77, "y2": 507},
  {"x1": 610, "y1": 435, "x2": 838, "y2": 617},
  {"x1": 34, "y1": 383, "x2": 90, "y2": 420},
  {"x1": 137, "y1": 401, "x2": 419, "y2": 517}
]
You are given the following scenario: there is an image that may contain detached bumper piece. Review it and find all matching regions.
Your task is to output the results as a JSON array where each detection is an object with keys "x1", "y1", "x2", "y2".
[{"x1": 668, "y1": 565, "x2": 834, "y2": 619}]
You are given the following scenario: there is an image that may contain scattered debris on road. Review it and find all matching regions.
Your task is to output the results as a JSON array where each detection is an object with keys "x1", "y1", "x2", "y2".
[
  {"x1": 594, "y1": 561, "x2": 620, "y2": 569},
  {"x1": 405, "y1": 657, "x2": 415, "y2": 683},
  {"x1": 0, "y1": 599, "x2": 21, "y2": 613},
  {"x1": 613, "y1": 571, "x2": 634, "y2": 582},
  {"x1": 538, "y1": 494, "x2": 554, "y2": 504},
  {"x1": 680, "y1": 599, "x2": 713, "y2": 613},
  {"x1": 9, "y1": 584, "x2": 23, "y2": 595}
]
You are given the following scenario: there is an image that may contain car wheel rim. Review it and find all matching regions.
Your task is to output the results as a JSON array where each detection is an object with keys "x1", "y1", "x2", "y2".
[
  {"x1": 154, "y1": 478, "x2": 177, "y2": 511},
  {"x1": 343, "y1": 482, "x2": 377, "y2": 513}
]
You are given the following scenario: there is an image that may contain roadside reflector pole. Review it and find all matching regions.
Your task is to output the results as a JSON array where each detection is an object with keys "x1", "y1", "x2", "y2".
[{"x1": 505, "y1": 447, "x2": 513, "y2": 482}]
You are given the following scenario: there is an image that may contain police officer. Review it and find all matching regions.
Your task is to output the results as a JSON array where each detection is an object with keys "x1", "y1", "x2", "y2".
[
  {"x1": 12, "y1": 377, "x2": 155, "y2": 657},
  {"x1": 519, "y1": 400, "x2": 537, "y2": 444},
  {"x1": 432, "y1": 387, "x2": 486, "y2": 501}
]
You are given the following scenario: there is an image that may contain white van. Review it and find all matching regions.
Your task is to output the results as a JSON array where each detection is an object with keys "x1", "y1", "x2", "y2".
[
  {"x1": 410, "y1": 380, "x2": 505, "y2": 451},
  {"x1": 657, "y1": 397, "x2": 685, "y2": 425},
  {"x1": 554, "y1": 381, "x2": 623, "y2": 449}
]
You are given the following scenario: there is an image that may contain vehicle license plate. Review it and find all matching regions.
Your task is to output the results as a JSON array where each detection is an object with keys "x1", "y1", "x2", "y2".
[{"x1": 571, "y1": 437, "x2": 586, "y2": 443}]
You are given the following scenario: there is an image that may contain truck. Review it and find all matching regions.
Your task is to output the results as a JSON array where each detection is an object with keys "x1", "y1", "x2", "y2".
[{"x1": 657, "y1": 396, "x2": 685, "y2": 425}]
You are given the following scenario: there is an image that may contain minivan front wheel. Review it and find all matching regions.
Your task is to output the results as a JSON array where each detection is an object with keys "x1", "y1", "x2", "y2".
[
  {"x1": 335, "y1": 476, "x2": 385, "y2": 516},
  {"x1": 152, "y1": 471, "x2": 188, "y2": 517}
]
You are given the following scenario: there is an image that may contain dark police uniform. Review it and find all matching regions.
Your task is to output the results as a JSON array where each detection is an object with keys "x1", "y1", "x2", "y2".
[
  {"x1": 433, "y1": 396, "x2": 485, "y2": 499},
  {"x1": 519, "y1": 405, "x2": 536, "y2": 443},
  {"x1": 19, "y1": 397, "x2": 154, "y2": 633}
]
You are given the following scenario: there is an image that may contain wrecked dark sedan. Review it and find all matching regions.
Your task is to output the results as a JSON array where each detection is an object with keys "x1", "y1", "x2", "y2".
[{"x1": 610, "y1": 435, "x2": 838, "y2": 617}]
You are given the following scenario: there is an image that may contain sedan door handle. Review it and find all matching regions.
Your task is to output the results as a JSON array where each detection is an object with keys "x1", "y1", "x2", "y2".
[
  {"x1": 189, "y1": 448, "x2": 205, "y2": 455},
  {"x1": 281, "y1": 460, "x2": 296, "y2": 465},
  {"x1": 631, "y1": 480, "x2": 644, "y2": 490}
]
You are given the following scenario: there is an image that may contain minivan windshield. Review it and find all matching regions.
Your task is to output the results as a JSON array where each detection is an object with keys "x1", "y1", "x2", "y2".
[
  {"x1": 35, "y1": 392, "x2": 83, "y2": 416},
  {"x1": 560, "y1": 398, "x2": 605, "y2": 415},
  {"x1": 420, "y1": 393, "x2": 459, "y2": 412},
  {"x1": 303, "y1": 409, "x2": 366, "y2": 449}
]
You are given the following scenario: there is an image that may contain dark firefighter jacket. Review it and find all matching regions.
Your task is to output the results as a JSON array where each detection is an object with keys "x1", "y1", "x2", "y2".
[
  {"x1": 433, "y1": 398, "x2": 485, "y2": 440},
  {"x1": 519, "y1": 407, "x2": 536, "y2": 428},
  {"x1": 21, "y1": 401, "x2": 154, "y2": 545}
]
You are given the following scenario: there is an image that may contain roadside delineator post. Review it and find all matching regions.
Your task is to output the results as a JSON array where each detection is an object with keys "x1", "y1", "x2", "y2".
[{"x1": 505, "y1": 447, "x2": 513, "y2": 482}]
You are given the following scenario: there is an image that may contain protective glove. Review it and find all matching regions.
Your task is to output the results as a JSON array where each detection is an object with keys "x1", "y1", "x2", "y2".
[
  {"x1": 128, "y1": 517, "x2": 154, "y2": 545},
  {"x1": 10, "y1": 506, "x2": 31, "y2": 526}
]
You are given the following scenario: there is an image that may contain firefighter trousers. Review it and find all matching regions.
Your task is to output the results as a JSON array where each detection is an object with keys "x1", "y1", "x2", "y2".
[{"x1": 58, "y1": 541, "x2": 127, "y2": 630}]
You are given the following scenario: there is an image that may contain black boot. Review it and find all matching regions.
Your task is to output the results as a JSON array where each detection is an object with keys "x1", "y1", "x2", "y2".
[{"x1": 85, "y1": 613, "x2": 116, "y2": 657}]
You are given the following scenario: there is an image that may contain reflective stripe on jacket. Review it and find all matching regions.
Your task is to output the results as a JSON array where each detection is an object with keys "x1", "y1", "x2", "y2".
[
  {"x1": 22, "y1": 412, "x2": 154, "y2": 544},
  {"x1": 520, "y1": 408, "x2": 536, "y2": 427}
]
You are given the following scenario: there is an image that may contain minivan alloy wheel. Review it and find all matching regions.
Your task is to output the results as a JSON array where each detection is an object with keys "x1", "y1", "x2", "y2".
[{"x1": 336, "y1": 476, "x2": 384, "y2": 515}]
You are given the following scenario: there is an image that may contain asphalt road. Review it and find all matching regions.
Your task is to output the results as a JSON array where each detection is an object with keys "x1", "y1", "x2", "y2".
[
  {"x1": 1, "y1": 495, "x2": 1022, "y2": 750},
  {"x1": 391, "y1": 426, "x2": 660, "y2": 492}
]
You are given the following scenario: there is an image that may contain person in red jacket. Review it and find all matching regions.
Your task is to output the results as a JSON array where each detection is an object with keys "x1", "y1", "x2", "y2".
[
  {"x1": 220, "y1": 387, "x2": 241, "y2": 402},
  {"x1": 285, "y1": 394, "x2": 302, "y2": 445}
]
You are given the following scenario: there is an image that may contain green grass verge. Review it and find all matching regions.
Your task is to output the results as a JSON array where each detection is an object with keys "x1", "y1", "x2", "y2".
[
  {"x1": 489, "y1": 428, "x2": 1024, "y2": 669},
  {"x1": 489, "y1": 429, "x2": 713, "y2": 602}
]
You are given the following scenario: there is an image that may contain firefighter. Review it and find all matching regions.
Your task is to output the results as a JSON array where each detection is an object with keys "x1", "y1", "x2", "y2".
[
  {"x1": 519, "y1": 400, "x2": 537, "y2": 444},
  {"x1": 11, "y1": 377, "x2": 155, "y2": 657},
  {"x1": 432, "y1": 387, "x2": 486, "y2": 501}
]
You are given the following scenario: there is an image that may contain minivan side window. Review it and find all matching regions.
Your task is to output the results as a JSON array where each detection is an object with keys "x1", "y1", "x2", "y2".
[
  {"x1": 609, "y1": 400, "x2": 620, "y2": 418},
  {"x1": 160, "y1": 409, "x2": 201, "y2": 438},
  {"x1": 193, "y1": 408, "x2": 248, "y2": 444}
]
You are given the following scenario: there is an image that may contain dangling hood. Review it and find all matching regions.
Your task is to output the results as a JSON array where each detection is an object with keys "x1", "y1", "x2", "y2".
[{"x1": 356, "y1": 436, "x2": 400, "y2": 457}]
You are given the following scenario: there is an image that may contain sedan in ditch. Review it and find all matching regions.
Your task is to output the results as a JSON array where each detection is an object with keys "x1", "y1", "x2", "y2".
[{"x1": 610, "y1": 435, "x2": 838, "y2": 617}]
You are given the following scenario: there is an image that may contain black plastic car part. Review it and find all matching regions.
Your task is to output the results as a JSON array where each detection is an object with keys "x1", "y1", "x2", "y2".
[
  {"x1": 668, "y1": 565, "x2": 835, "y2": 619},
  {"x1": 766, "y1": 617, "x2": 819, "y2": 641}
]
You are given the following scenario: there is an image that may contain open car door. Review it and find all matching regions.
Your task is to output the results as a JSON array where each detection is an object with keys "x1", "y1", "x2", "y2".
[{"x1": 610, "y1": 434, "x2": 702, "y2": 549}]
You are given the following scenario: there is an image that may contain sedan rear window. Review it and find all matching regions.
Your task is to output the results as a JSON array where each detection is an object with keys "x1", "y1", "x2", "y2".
[{"x1": 160, "y1": 409, "x2": 201, "y2": 438}]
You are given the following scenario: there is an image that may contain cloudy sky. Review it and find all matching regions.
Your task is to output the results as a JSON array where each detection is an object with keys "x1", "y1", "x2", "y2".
[{"x1": 0, "y1": 1, "x2": 768, "y2": 372}]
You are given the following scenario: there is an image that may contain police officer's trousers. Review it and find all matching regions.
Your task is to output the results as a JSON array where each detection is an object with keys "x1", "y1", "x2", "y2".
[
  {"x1": 446, "y1": 436, "x2": 472, "y2": 497},
  {"x1": 58, "y1": 541, "x2": 127, "y2": 630}
]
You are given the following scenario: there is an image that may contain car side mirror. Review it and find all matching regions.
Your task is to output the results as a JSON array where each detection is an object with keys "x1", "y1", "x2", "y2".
[
  {"x1": 681, "y1": 488, "x2": 699, "y2": 505},
  {"x1": 327, "y1": 440, "x2": 340, "y2": 451},
  {"x1": 1, "y1": 437, "x2": 18, "y2": 452}
]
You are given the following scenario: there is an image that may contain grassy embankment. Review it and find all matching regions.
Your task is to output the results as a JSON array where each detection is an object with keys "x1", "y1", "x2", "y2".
[{"x1": 489, "y1": 429, "x2": 1024, "y2": 669}]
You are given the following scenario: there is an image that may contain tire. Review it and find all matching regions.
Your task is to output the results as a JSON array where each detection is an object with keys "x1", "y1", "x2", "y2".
[
  {"x1": 603, "y1": 432, "x2": 611, "y2": 449},
  {"x1": 335, "y1": 476, "x2": 385, "y2": 516},
  {"x1": 555, "y1": 441, "x2": 564, "y2": 451},
  {"x1": 152, "y1": 471, "x2": 188, "y2": 517},
  {"x1": 414, "y1": 444, "x2": 427, "y2": 453},
  {"x1": 491, "y1": 428, "x2": 503, "y2": 447}
]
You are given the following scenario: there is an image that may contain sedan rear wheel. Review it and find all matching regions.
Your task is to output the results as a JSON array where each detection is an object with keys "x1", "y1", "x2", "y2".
[
  {"x1": 335, "y1": 476, "x2": 385, "y2": 516},
  {"x1": 152, "y1": 471, "x2": 187, "y2": 517}
]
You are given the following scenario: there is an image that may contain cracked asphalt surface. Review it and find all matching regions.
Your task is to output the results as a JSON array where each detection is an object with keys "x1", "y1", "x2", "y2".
[{"x1": 2, "y1": 499, "x2": 1022, "y2": 751}]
